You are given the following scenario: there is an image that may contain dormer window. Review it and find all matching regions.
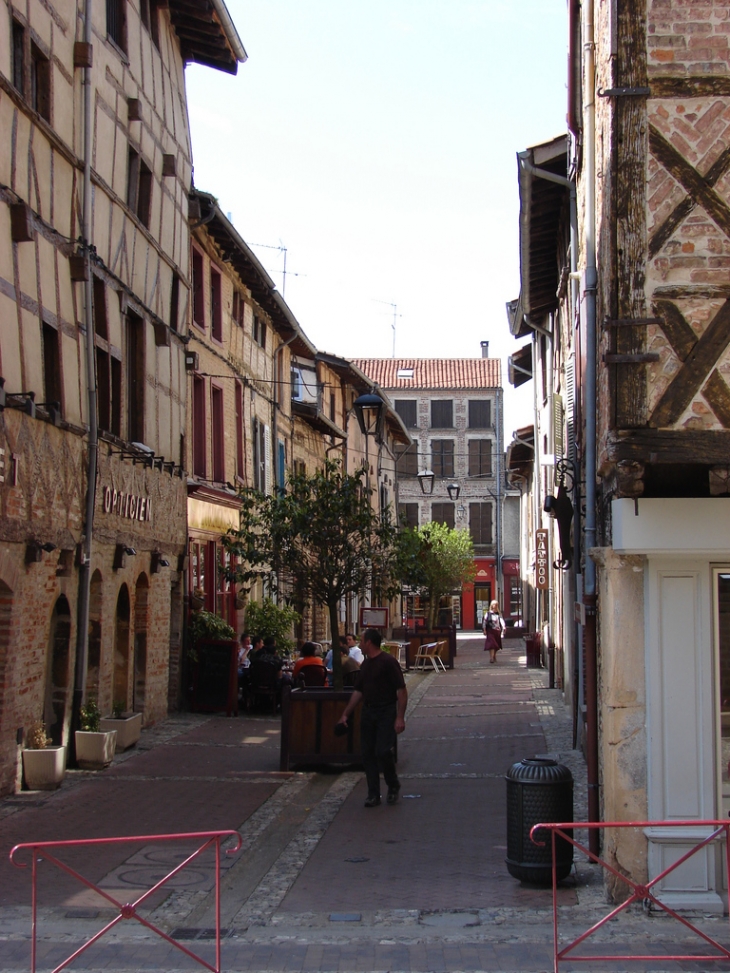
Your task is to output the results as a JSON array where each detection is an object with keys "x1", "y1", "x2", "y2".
[{"x1": 397, "y1": 368, "x2": 414, "y2": 379}]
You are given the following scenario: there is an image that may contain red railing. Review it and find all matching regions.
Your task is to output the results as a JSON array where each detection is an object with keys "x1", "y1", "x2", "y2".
[
  {"x1": 10, "y1": 830, "x2": 242, "y2": 973},
  {"x1": 530, "y1": 819, "x2": 730, "y2": 973}
]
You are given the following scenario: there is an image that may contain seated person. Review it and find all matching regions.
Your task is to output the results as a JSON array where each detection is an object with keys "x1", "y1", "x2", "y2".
[
  {"x1": 253, "y1": 636, "x2": 282, "y2": 668},
  {"x1": 340, "y1": 644, "x2": 361, "y2": 684},
  {"x1": 238, "y1": 632, "x2": 252, "y2": 694},
  {"x1": 346, "y1": 632, "x2": 364, "y2": 664},
  {"x1": 292, "y1": 641, "x2": 325, "y2": 680}
]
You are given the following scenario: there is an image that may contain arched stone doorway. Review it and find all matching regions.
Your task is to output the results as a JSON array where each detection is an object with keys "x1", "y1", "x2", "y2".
[
  {"x1": 133, "y1": 575, "x2": 148, "y2": 715},
  {"x1": 44, "y1": 596, "x2": 72, "y2": 746},
  {"x1": 113, "y1": 586, "x2": 131, "y2": 709},
  {"x1": 87, "y1": 571, "x2": 103, "y2": 701}
]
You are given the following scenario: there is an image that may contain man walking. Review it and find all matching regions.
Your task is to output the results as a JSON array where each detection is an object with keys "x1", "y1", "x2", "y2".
[{"x1": 337, "y1": 628, "x2": 407, "y2": 807}]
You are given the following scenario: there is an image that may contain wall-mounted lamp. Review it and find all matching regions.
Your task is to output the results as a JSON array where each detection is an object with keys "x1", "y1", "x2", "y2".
[
  {"x1": 113, "y1": 544, "x2": 137, "y2": 570},
  {"x1": 417, "y1": 469, "x2": 435, "y2": 495},
  {"x1": 151, "y1": 550, "x2": 170, "y2": 573},
  {"x1": 25, "y1": 541, "x2": 56, "y2": 563},
  {"x1": 446, "y1": 482, "x2": 461, "y2": 501},
  {"x1": 352, "y1": 392, "x2": 384, "y2": 441}
]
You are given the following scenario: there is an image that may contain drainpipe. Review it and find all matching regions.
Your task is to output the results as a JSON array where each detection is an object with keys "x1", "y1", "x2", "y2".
[
  {"x1": 494, "y1": 386, "x2": 503, "y2": 606},
  {"x1": 73, "y1": 0, "x2": 97, "y2": 748},
  {"x1": 582, "y1": 0, "x2": 600, "y2": 855}
]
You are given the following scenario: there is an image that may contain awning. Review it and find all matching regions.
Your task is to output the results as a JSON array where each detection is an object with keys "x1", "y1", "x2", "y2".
[
  {"x1": 506, "y1": 426, "x2": 535, "y2": 482},
  {"x1": 508, "y1": 343, "x2": 533, "y2": 388}
]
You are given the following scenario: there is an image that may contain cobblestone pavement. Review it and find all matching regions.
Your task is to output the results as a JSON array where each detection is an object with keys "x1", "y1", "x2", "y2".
[{"x1": 0, "y1": 637, "x2": 728, "y2": 972}]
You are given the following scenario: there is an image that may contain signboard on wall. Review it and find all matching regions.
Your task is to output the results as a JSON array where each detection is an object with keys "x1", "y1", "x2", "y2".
[
  {"x1": 535, "y1": 529, "x2": 549, "y2": 590},
  {"x1": 360, "y1": 607, "x2": 389, "y2": 629}
]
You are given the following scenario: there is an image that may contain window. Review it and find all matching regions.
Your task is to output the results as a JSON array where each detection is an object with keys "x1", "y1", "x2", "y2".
[
  {"x1": 232, "y1": 290, "x2": 244, "y2": 327},
  {"x1": 394, "y1": 399, "x2": 417, "y2": 428},
  {"x1": 431, "y1": 439, "x2": 454, "y2": 478},
  {"x1": 397, "y1": 367, "x2": 413, "y2": 379},
  {"x1": 431, "y1": 502, "x2": 454, "y2": 529},
  {"x1": 30, "y1": 42, "x2": 50, "y2": 121},
  {"x1": 42, "y1": 322, "x2": 61, "y2": 408},
  {"x1": 253, "y1": 314, "x2": 266, "y2": 349},
  {"x1": 468, "y1": 399, "x2": 491, "y2": 429},
  {"x1": 94, "y1": 278, "x2": 121, "y2": 436},
  {"x1": 127, "y1": 148, "x2": 152, "y2": 226},
  {"x1": 252, "y1": 416, "x2": 267, "y2": 492},
  {"x1": 169, "y1": 272, "x2": 179, "y2": 332},
  {"x1": 106, "y1": 0, "x2": 126, "y2": 51},
  {"x1": 399, "y1": 503, "x2": 419, "y2": 528},
  {"x1": 468, "y1": 439, "x2": 492, "y2": 477},
  {"x1": 211, "y1": 385, "x2": 224, "y2": 481},
  {"x1": 431, "y1": 399, "x2": 453, "y2": 428},
  {"x1": 192, "y1": 375, "x2": 206, "y2": 477},
  {"x1": 235, "y1": 381, "x2": 244, "y2": 480},
  {"x1": 395, "y1": 444, "x2": 419, "y2": 476},
  {"x1": 192, "y1": 249, "x2": 204, "y2": 329},
  {"x1": 140, "y1": 0, "x2": 160, "y2": 47},
  {"x1": 210, "y1": 267, "x2": 222, "y2": 341},
  {"x1": 126, "y1": 311, "x2": 145, "y2": 443},
  {"x1": 291, "y1": 368, "x2": 301, "y2": 401},
  {"x1": 469, "y1": 503, "x2": 493, "y2": 546},
  {"x1": 12, "y1": 21, "x2": 24, "y2": 93}
]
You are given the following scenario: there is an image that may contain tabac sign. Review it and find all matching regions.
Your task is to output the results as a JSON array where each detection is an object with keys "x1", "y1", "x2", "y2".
[{"x1": 535, "y1": 529, "x2": 549, "y2": 590}]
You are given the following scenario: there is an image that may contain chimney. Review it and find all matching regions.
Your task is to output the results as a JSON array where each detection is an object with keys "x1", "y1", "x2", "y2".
[{"x1": 480, "y1": 340, "x2": 489, "y2": 358}]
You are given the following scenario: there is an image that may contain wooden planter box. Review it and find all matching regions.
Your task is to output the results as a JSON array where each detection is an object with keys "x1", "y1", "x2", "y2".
[
  {"x1": 22, "y1": 746, "x2": 66, "y2": 790},
  {"x1": 100, "y1": 712, "x2": 142, "y2": 751},
  {"x1": 280, "y1": 687, "x2": 363, "y2": 771},
  {"x1": 75, "y1": 730, "x2": 117, "y2": 769}
]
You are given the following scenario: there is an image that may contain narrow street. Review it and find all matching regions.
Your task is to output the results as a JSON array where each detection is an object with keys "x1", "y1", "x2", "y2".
[{"x1": 0, "y1": 637, "x2": 724, "y2": 972}]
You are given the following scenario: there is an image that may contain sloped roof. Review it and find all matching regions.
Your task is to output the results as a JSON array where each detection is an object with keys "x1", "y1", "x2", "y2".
[
  {"x1": 352, "y1": 358, "x2": 501, "y2": 390},
  {"x1": 169, "y1": 0, "x2": 246, "y2": 75}
]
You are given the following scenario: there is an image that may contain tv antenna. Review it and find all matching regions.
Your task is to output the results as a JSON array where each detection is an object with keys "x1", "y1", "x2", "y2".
[
  {"x1": 373, "y1": 300, "x2": 402, "y2": 357},
  {"x1": 249, "y1": 241, "x2": 304, "y2": 299}
]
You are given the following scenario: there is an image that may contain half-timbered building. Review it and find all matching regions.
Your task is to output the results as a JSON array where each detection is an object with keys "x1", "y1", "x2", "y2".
[
  {"x1": 510, "y1": 0, "x2": 730, "y2": 910},
  {"x1": 0, "y1": 0, "x2": 244, "y2": 794}
]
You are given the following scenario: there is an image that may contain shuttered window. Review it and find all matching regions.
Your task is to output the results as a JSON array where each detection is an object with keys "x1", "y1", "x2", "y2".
[
  {"x1": 431, "y1": 439, "x2": 454, "y2": 478},
  {"x1": 469, "y1": 503, "x2": 493, "y2": 546},
  {"x1": 431, "y1": 503, "x2": 455, "y2": 528},
  {"x1": 468, "y1": 439, "x2": 492, "y2": 477},
  {"x1": 430, "y1": 399, "x2": 453, "y2": 428}
]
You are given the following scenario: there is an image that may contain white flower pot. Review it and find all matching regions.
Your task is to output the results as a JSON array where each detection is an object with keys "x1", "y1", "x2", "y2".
[
  {"x1": 75, "y1": 730, "x2": 117, "y2": 769},
  {"x1": 22, "y1": 746, "x2": 66, "y2": 790},
  {"x1": 99, "y1": 713, "x2": 142, "y2": 752}
]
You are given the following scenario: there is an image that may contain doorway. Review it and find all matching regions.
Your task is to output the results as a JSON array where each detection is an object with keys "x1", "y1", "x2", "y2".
[
  {"x1": 133, "y1": 575, "x2": 148, "y2": 715},
  {"x1": 114, "y1": 585, "x2": 131, "y2": 709},
  {"x1": 44, "y1": 596, "x2": 72, "y2": 746},
  {"x1": 474, "y1": 584, "x2": 492, "y2": 630}
]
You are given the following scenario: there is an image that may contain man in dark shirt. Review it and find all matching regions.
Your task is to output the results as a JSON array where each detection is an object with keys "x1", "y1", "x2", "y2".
[{"x1": 337, "y1": 628, "x2": 407, "y2": 807}]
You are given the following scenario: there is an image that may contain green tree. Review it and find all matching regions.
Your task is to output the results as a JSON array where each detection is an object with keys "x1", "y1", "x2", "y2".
[
  {"x1": 244, "y1": 599, "x2": 300, "y2": 657},
  {"x1": 398, "y1": 521, "x2": 476, "y2": 629},
  {"x1": 224, "y1": 460, "x2": 401, "y2": 687}
]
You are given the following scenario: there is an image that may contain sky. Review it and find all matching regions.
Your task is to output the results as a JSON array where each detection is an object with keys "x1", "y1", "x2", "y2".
[{"x1": 185, "y1": 1, "x2": 568, "y2": 437}]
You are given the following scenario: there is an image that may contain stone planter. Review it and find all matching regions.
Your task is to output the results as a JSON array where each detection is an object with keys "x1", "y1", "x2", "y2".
[
  {"x1": 100, "y1": 713, "x2": 142, "y2": 752},
  {"x1": 22, "y1": 746, "x2": 66, "y2": 790},
  {"x1": 75, "y1": 730, "x2": 117, "y2": 769}
]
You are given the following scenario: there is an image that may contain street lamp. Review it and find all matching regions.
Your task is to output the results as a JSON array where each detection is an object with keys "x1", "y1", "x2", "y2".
[
  {"x1": 352, "y1": 392, "x2": 384, "y2": 441},
  {"x1": 417, "y1": 469, "x2": 435, "y2": 495},
  {"x1": 446, "y1": 482, "x2": 461, "y2": 501}
]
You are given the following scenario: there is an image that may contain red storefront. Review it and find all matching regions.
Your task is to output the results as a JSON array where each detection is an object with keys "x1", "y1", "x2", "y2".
[
  {"x1": 501, "y1": 558, "x2": 522, "y2": 624},
  {"x1": 461, "y1": 558, "x2": 497, "y2": 631}
]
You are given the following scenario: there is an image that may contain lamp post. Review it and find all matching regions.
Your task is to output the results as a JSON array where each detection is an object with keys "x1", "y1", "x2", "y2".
[{"x1": 417, "y1": 469, "x2": 435, "y2": 495}]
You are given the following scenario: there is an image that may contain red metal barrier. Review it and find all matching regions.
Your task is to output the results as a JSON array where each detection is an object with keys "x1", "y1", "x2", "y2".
[
  {"x1": 530, "y1": 819, "x2": 730, "y2": 973},
  {"x1": 10, "y1": 829, "x2": 242, "y2": 973}
]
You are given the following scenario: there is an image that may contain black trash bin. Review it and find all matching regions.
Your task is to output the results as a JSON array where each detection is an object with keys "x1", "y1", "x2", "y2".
[{"x1": 505, "y1": 757, "x2": 573, "y2": 884}]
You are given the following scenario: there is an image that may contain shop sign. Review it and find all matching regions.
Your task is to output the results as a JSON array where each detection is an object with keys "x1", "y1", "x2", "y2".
[
  {"x1": 102, "y1": 486, "x2": 152, "y2": 522},
  {"x1": 535, "y1": 529, "x2": 549, "y2": 590}
]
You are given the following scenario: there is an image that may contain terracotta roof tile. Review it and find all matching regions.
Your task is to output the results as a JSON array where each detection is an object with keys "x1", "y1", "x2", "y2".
[{"x1": 352, "y1": 358, "x2": 501, "y2": 390}]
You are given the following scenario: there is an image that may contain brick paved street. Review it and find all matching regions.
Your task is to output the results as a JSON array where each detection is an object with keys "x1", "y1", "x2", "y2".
[{"x1": 0, "y1": 636, "x2": 727, "y2": 972}]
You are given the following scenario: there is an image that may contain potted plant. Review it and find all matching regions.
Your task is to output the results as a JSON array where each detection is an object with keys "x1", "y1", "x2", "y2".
[
  {"x1": 100, "y1": 699, "x2": 142, "y2": 752},
  {"x1": 22, "y1": 721, "x2": 66, "y2": 790},
  {"x1": 75, "y1": 699, "x2": 117, "y2": 769}
]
